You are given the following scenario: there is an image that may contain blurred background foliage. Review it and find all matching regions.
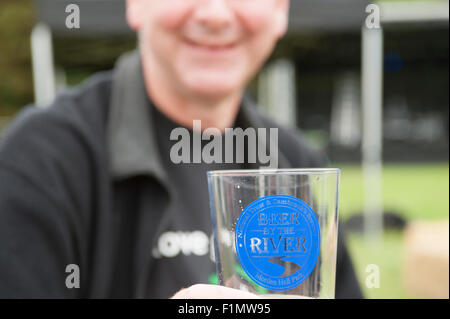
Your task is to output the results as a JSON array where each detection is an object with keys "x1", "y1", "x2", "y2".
[
  {"x1": 0, "y1": 0, "x2": 35, "y2": 115},
  {"x1": 0, "y1": 0, "x2": 136, "y2": 115}
]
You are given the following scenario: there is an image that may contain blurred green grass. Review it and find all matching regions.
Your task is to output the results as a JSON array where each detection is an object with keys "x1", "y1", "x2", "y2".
[
  {"x1": 339, "y1": 163, "x2": 449, "y2": 221},
  {"x1": 338, "y1": 163, "x2": 449, "y2": 298}
]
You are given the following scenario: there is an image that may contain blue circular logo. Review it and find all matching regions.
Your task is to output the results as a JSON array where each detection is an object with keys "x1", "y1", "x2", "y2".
[{"x1": 235, "y1": 194, "x2": 320, "y2": 291}]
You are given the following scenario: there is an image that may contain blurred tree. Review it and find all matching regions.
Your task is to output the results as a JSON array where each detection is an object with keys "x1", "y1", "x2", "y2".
[
  {"x1": 0, "y1": 0, "x2": 137, "y2": 115},
  {"x1": 0, "y1": 0, "x2": 35, "y2": 115}
]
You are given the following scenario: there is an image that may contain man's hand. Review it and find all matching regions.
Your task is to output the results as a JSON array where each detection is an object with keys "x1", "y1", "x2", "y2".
[{"x1": 171, "y1": 284, "x2": 260, "y2": 299}]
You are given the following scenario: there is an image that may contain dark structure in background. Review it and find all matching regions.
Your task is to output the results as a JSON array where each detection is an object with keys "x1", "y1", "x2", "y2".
[
  {"x1": 32, "y1": 0, "x2": 448, "y2": 163},
  {"x1": 282, "y1": 24, "x2": 449, "y2": 163},
  {"x1": 278, "y1": 2, "x2": 449, "y2": 163}
]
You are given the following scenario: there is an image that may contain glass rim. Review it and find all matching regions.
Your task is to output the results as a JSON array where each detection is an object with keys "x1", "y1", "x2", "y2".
[{"x1": 207, "y1": 167, "x2": 340, "y2": 177}]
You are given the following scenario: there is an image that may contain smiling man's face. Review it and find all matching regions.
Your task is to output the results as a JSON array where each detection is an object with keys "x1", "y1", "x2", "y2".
[{"x1": 126, "y1": 0, "x2": 289, "y2": 99}]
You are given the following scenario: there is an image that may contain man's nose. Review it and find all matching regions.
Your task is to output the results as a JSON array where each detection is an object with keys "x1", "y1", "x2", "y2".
[{"x1": 194, "y1": 0, "x2": 234, "y2": 31}]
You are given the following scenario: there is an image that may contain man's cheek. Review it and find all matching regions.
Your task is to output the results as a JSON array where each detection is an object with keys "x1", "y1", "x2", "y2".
[
  {"x1": 234, "y1": 8, "x2": 275, "y2": 33},
  {"x1": 247, "y1": 35, "x2": 277, "y2": 71},
  {"x1": 156, "y1": 3, "x2": 195, "y2": 29}
]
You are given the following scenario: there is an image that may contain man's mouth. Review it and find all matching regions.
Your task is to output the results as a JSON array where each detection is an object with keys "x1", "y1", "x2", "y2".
[{"x1": 183, "y1": 38, "x2": 238, "y2": 54}]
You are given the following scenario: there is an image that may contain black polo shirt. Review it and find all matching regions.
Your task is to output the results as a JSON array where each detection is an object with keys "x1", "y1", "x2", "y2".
[{"x1": 148, "y1": 104, "x2": 247, "y2": 298}]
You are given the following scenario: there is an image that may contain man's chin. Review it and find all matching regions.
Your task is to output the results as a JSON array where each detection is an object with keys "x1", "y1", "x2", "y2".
[{"x1": 184, "y1": 76, "x2": 242, "y2": 100}]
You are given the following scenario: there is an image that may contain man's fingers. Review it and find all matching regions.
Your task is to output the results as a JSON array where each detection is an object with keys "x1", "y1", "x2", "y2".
[{"x1": 171, "y1": 284, "x2": 260, "y2": 299}]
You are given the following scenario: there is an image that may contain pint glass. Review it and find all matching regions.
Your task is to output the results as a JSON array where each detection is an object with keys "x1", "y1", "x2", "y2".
[{"x1": 207, "y1": 168, "x2": 340, "y2": 298}]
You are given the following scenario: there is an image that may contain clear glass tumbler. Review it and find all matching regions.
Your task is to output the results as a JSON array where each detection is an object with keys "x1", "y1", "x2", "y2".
[{"x1": 207, "y1": 168, "x2": 340, "y2": 298}]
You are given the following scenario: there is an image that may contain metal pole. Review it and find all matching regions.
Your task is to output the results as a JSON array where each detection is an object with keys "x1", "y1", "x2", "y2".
[
  {"x1": 361, "y1": 24, "x2": 384, "y2": 244},
  {"x1": 31, "y1": 23, "x2": 56, "y2": 108}
]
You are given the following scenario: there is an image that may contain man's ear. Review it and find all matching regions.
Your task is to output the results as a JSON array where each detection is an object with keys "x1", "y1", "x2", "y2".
[
  {"x1": 274, "y1": 0, "x2": 290, "y2": 39},
  {"x1": 126, "y1": 0, "x2": 143, "y2": 31}
]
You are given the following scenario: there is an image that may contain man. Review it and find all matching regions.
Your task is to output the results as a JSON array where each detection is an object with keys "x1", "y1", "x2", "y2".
[{"x1": 0, "y1": 0, "x2": 362, "y2": 298}]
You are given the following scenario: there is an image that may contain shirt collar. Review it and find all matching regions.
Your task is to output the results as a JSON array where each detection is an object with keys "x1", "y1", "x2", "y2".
[
  {"x1": 107, "y1": 50, "x2": 168, "y2": 183},
  {"x1": 107, "y1": 51, "x2": 289, "y2": 182}
]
